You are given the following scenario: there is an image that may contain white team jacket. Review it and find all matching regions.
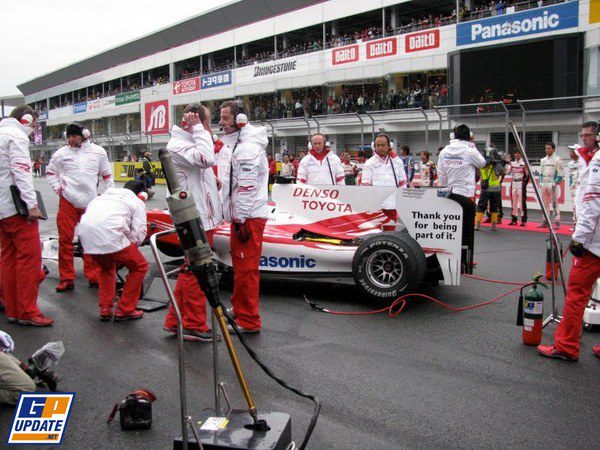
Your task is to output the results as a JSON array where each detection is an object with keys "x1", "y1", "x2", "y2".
[
  {"x1": 78, "y1": 188, "x2": 147, "y2": 255},
  {"x1": 296, "y1": 150, "x2": 345, "y2": 185},
  {"x1": 573, "y1": 151, "x2": 600, "y2": 257},
  {"x1": 221, "y1": 124, "x2": 269, "y2": 223},
  {"x1": 166, "y1": 125, "x2": 223, "y2": 231},
  {"x1": 46, "y1": 141, "x2": 114, "y2": 209},
  {"x1": 539, "y1": 154, "x2": 564, "y2": 185},
  {"x1": 360, "y1": 151, "x2": 407, "y2": 209},
  {"x1": 437, "y1": 140, "x2": 486, "y2": 198},
  {"x1": 0, "y1": 118, "x2": 37, "y2": 219},
  {"x1": 574, "y1": 146, "x2": 599, "y2": 215}
]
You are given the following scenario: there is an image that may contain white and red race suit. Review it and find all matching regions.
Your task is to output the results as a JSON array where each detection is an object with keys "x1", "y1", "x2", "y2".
[
  {"x1": 538, "y1": 154, "x2": 564, "y2": 223},
  {"x1": 166, "y1": 124, "x2": 222, "y2": 231},
  {"x1": 360, "y1": 151, "x2": 407, "y2": 229},
  {"x1": 78, "y1": 188, "x2": 148, "y2": 315},
  {"x1": 507, "y1": 159, "x2": 527, "y2": 221},
  {"x1": 47, "y1": 141, "x2": 113, "y2": 283},
  {"x1": 0, "y1": 118, "x2": 45, "y2": 321},
  {"x1": 296, "y1": 149, "x2": 345, "y2": 185},
  {"x1": 415, "y1": 160, "x2": 436, "y2": 187},
  {"x1": 437, "y1": 139, "x2": 486, "y2": 198},
  {"x1": 568, "y1": 159, "x2": 580, "y2": 223},
  {"x1": 221, "y1": 123, "x2": 270, "y2": 331},
  {"x1": 551, "y1": 151, "x2": 600, "y2": 358},
  {"x1": 574, "y1": 145, "x2": 599, "y2": 220}
]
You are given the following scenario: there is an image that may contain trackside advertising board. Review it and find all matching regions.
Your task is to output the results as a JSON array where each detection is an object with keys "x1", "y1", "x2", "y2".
[{"x1": 456, "y1": 1, "x2": 579, "y2": 46}]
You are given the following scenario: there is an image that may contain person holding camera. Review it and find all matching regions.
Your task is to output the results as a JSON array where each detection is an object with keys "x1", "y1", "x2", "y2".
[
  {"x1": 538, "y1": 150, "x2": 600, "y2": 361},
  {"x1": 0, "y1": 105, "x2": 53, "y2": 327},
  {"x1": 475, "y1": 146, "x2": 504, "y2": 232}
]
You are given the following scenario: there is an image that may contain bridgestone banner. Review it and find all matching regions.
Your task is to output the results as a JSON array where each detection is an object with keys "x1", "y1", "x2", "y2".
[{"x1": 253, "y1": 60, "x2": 298, "y2": 77}]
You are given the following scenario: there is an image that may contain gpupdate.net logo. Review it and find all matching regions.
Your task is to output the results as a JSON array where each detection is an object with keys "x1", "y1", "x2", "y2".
[{"x1": 7, "y1": 393, "x2": 75, "y2": 445}]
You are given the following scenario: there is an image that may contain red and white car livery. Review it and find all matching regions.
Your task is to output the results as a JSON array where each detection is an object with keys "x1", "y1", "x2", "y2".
[{"x1": 148, "y1": 184, "x2": 464, "y2": 302}]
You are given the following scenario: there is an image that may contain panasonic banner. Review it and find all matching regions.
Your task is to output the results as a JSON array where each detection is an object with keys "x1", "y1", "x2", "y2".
[{"x1": 456, "y1": 1, "x2": 579, "y2": 46}]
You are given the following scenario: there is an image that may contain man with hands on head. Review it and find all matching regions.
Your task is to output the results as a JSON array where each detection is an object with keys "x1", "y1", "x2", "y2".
[{"x1": 162, "y1": 103, "x2": 223, "y2": 341}]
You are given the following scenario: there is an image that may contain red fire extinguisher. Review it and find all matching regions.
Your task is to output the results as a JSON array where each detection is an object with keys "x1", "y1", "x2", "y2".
[{"x1": 517, "y1": 275, "x2": 546, "y2": 346}]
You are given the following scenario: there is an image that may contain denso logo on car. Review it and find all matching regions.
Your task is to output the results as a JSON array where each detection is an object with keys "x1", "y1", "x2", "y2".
[{"x1": 260, "y1": 255, "x2": 316, "y2": 269}]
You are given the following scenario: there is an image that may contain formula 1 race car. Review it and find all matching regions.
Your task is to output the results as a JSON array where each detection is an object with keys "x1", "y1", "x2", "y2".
[{"x1": 147, "y1": 184, "x2": 465, "y2": 302}]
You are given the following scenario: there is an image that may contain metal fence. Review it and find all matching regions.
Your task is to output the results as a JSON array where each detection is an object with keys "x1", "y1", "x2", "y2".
[{"x1": 31, "y1": 94, "x2": 600, "y2": 162}]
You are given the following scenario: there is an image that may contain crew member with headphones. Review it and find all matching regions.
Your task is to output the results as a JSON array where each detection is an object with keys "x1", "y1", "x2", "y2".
[
  {"x1": 296, "y1": 133, "x2": 345, "y2": 185},
  {"x1": 47, "y1": 121, "x2": 114, "y2": 292},
  {"x1": 162, "y1": 102, "x2": 222, "y2": 341},
  {"x1": 0, "y1": 105, "x2": 53, "y2": 326},
  {"x1": 437, "y1": 124, "x2": 486, "y2": 273},
  {"x1": 360, "y1": 133, "x2": 407, "y2": 231},
  {"x1": 219, "y1": 99, "x2": 269, "y2": 333}
]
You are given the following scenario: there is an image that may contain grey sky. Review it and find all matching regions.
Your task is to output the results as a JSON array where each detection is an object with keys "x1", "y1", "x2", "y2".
[{"x1": 0, "y1": 0, "x2": 232, "y2": 97}]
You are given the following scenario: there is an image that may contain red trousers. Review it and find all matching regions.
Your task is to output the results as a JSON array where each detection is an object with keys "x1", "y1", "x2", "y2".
[
  {"x1": 57, "y1": 196, "x2": 100, "y2": 283},
  {"x1": 164, "y1": 231, "x2": 214, "y2": 333},
  {"x1": 382, "y1": 209, "x2": 398, "y2": 231},
  {"x1": 91, "y1": 244, "x2": 148, "y2": 314},
  {"x1": 230, "y1": 219, "x2": 266, "y2": 330},
  {"x1": 553, "y1": 251, "x2": 600, "y2": 357},
  {"x1": 0, "y1": 215, "x2": 43, "y2": 319}
]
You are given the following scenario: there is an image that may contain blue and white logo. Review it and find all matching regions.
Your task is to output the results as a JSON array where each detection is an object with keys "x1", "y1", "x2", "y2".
[
  {"x1": 201, "y1": 70, "x2": 232, "y2": 89},
  {"x1": 73, "y1": 102, "x2": 87, "y2": 114},
  {"x1": 457, "y1": 1, "x2": 579, "y2": 46}
]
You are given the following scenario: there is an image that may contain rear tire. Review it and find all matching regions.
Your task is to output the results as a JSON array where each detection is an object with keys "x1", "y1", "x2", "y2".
[{"x1": 352, "y1": 232, "x2": 426, "y2": 304}]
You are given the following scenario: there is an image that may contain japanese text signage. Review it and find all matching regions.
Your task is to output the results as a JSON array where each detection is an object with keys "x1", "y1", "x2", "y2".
[
  {"x1": 173, "y1": 77, "x2": 200, "y2": 95},
  {"x1": 456, "y1": 1, "x2": 579, "y2": 46},
  {"x1": 73, "y1": 102, "x2": 87, "y2": 114},
  {"x1": 201, "y1": 70, "x2": 232, "y2": 89},
  {"x1": 144, "y1": 99, "x2": 169, "y2": 135},
  {"x1": 405, "y1": 29, "x2": 440, "y2": 53},
  {"x1": 115, "y1": 90, "x2": 141, "y2": 106}
]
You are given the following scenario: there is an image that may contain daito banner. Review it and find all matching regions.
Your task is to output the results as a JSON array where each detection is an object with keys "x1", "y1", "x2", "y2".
[
  {"x1": 173, "y1": 77, "x2": 200, "y2": 95},
  {"x1": 405, "y1": 29, "x2": 440, "y2": 53},
  {"x1": 144, "y1": 99, "x2": 169, "y2": 135},
  {"x1": 332, "y1": 44, "x2": 359, "y2": 65},
  {"x1": 366, "y1": 37, "x2": 397, "y2": 59}
]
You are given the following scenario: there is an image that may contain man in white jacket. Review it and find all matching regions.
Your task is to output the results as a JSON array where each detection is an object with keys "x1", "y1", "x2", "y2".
[
  {"x1": 219, "y1": 100, "x2": 269, "y2": 333},
  {"x1": 162, "y1": 103, "x2": 223, "y2": 341},
  {"x1": 538, "y1": 149, "x2": 600, "y2": 361},
  {"x1": 538, "y1": 142, "x2": 564, "y2": 228},
  {"x1": 437, "y1": 124, "x2": 486, "y2": 273},
  {"x1": 78, "y1": 181, "x2": 148, "y2": 321},
  {"x1": 360, "y1": 133, "x2": 407, "y2": 230},
  {"x1": 296, "y1": 134, "x2": 345, "y2": 185},
  {"x1": 47, "y1": 122, "x2": 114, "y2": 292},
  {"x1": 0, "y1": 106, "x2": 53, "y2": 326}
]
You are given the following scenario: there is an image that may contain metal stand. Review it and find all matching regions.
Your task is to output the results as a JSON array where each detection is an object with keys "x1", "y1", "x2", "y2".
[
  {"x1": 150, "y1": 229, "x2": 203, "y2": 450},
  {"x1": 509, "y1": 122, "x2": 567, "y2": 327}
]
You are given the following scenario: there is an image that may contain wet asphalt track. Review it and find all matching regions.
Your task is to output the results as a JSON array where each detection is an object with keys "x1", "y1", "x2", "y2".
[{"x1": 0, "y1": 179, "x2": 598, "y2": 449}]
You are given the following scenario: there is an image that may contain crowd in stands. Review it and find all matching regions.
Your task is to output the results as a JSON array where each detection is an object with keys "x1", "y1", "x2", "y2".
[
  {"x1": 244, "y1": 82, "x2": 448, "y2": 121},
  {"x1": 45, "y1": 0, "x2": 557, "y2": 111}
]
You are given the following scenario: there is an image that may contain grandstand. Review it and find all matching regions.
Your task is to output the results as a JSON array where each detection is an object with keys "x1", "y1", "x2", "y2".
[{"x1": 15, "y1": 0, "x2": 600, "y2": 162}]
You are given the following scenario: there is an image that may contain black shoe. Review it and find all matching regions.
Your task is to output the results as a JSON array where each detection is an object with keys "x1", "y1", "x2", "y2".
[
  {"x1": 182, "y1": 329, "x2": 214, "y2": 342},
  {"x1": 88, "y1": 281, "x2": 99, "y2": 288},
  {"x1": 520, "y1": 221, "x2": 526, "y2": 227}
]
